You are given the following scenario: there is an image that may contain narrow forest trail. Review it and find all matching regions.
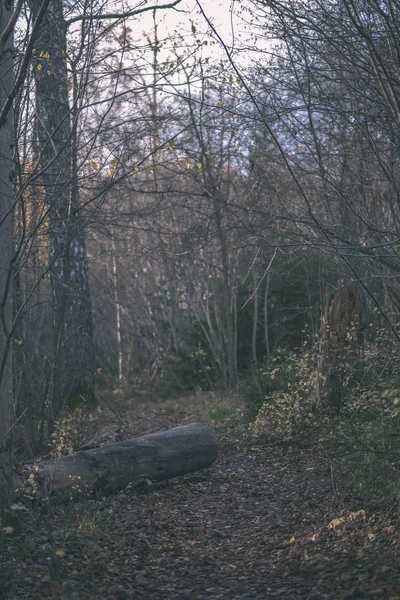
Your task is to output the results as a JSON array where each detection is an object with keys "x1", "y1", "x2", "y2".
[{"x1": 2, "y1": 407, "x2": 400, "y2": 599}]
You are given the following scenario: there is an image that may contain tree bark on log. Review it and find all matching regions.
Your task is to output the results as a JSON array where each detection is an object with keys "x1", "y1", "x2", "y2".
[{"x1": 15, "y1": 423, "x2": 217, "y2": 500}]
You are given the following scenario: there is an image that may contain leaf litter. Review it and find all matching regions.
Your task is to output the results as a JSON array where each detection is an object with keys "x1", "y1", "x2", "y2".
[{"x1": 1, "y1": 405, "x2": 400, "y2": 599}]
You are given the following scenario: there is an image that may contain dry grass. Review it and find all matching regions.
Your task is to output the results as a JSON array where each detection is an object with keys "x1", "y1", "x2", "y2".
[{"x1": 157, "y1": 390, "x2": 245, "y2": 421}]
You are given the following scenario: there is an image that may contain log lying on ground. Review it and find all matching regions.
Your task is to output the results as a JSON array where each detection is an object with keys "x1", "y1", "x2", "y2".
[{"x1": 15, "y1": 422, "x2": 217, "y2": 500}]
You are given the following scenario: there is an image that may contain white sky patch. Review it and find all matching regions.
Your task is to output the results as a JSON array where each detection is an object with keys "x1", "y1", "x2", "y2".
[{"x1": 128, "y1": 0, "x2": 254, "y2": 65}]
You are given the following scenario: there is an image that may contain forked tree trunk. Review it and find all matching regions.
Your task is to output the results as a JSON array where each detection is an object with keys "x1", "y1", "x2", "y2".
[{"x1": 15, "y1": 423, "x2": 218, "y2": 501}]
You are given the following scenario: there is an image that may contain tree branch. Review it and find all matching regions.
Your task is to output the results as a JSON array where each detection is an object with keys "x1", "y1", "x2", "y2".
[
  {"x1": 66, "y1": 0, "x2": 185, "y2": 26},
  {"x1": 0, "y1": 0, "x2": 51, "y2": 130}
]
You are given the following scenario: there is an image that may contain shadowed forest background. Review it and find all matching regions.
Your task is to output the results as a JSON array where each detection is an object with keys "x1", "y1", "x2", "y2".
[{"x1": 2, "y1": 0, "x2": 400, "y2": 597}]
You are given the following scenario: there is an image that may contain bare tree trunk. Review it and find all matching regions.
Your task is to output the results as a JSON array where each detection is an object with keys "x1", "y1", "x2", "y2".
[
  {"x1": 252, "y1": 269, "x2": 258, "y2": 365},
  {"x1": 31, "y1": 0, "x2": 95, "y2": 418},
  {"x1": 111, "y1": 237, "x2": 123, "y2": 386},
  {"x1": 233, "y1": 282, "x2": 238, "y2": 374},
  {"x1": 264, "y1": 271, "x2": 270, "y2": 360},
  {"x1": 214, "y1": 205, "x2": 237, "y2": 387},
  {"x1": 0, "y1": 0, "x2": 15, "y2": 524}
]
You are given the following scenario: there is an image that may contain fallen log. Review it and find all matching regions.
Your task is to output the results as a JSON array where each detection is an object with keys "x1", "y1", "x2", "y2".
[{"x1": 15, "y1": 422, "x2": 217, "y2": 500}]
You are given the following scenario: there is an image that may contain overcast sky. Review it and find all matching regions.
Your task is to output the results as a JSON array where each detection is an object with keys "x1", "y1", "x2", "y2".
[{"x1": 137, "y1": 0, "x2": 253, "y2": 62}]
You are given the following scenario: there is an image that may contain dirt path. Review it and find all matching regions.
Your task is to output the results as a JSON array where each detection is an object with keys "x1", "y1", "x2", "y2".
[{"x1": 2, "y1": 409, "x2": 400, "y2": 599}]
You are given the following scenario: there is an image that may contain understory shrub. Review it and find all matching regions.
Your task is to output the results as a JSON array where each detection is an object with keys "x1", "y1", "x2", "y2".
[
  {"x1": 337, "y1": 386, "x2": 400, "y2": 502},
  {"x1": 240, "y1": 354, "x2": 297, "y2": 419},
  {"x1": 249, "y1": 330, "x2": 400, "y2": 503},
  {"x1": 153, "y1": 343, "x2": 217, "y2": 398},
  {"x1": 244, "y1": 346, "x2": 320, "y2": 438}
]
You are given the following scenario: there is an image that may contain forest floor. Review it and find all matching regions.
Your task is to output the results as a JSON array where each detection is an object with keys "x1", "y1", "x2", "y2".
[{"x1": 1, "y1": 391, "x2": 400, "y2": 599}]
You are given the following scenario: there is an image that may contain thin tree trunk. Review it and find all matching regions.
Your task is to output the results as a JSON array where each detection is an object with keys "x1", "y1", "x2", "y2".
[
  {"x1": 111, "y1": 237, "x2": 123, "y2": 386},
  {"x1": 233, "y1": 282, "x2": 238, "y2": 375},
  {"x1": 214, "y1": 205, "x2": 237, "y2": 387},
  {"x1": 0, "y1": 0, "x2": 15, "y2": 524},
  {"x1": 252, "y1": 269, "x2": 258, "y2": 365},
  {"x1": 264, "y1": 271, "x2": 270, "y2": 360}
]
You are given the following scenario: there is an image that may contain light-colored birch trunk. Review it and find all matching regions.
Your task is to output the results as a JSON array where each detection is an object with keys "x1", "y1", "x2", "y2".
[
  {"x1": 252, "y1": 269, "x2": 259, "y2": 365},
  {"x1": 264, "y1": 271, "x2": 270, "y2": 360},
  {"x1": 111, "y1": 237, "x2": 123, "y2": 386}
]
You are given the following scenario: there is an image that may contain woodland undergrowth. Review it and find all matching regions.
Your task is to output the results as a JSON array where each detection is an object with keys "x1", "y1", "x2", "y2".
[{"x1": 244, "y1": 329, "x2": 400, "y2": 509}]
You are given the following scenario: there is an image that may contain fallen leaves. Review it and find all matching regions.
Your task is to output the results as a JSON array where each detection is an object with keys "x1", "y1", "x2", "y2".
[
  {"x1": 328, "y1": 510, "x2": 366, "y2": 532},
  {"x1": 2, "y1": 408, "x2": 400, "y2": 599}
]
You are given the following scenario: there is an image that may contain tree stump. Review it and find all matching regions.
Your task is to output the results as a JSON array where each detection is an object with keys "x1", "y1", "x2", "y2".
[{"x1": 319, "y1": 282, "x2": 365, "y2": 411}]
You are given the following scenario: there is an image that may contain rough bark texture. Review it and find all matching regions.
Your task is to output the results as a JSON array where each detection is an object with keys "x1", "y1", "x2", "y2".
[
  {"x1": 31, "y1": 0, "x2": 95, "y2": 415},
  {"x1": 0, "y1": 0, "x2": 15, "y2": 524},
  {"x1": 319, "y1": 282, "x2": 364, "y2": 411},
  {"x1": 16, "y1": 423, "x2": 218, "y2": 500}
]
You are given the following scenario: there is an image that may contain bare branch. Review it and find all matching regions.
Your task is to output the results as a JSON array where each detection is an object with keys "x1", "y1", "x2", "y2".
[
  {"x1": 0, "y1": 0, "x2": 52, "y2": 129},
  {"x1": 66, "y1": 0, "x2": 185, "y2": 26}
]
